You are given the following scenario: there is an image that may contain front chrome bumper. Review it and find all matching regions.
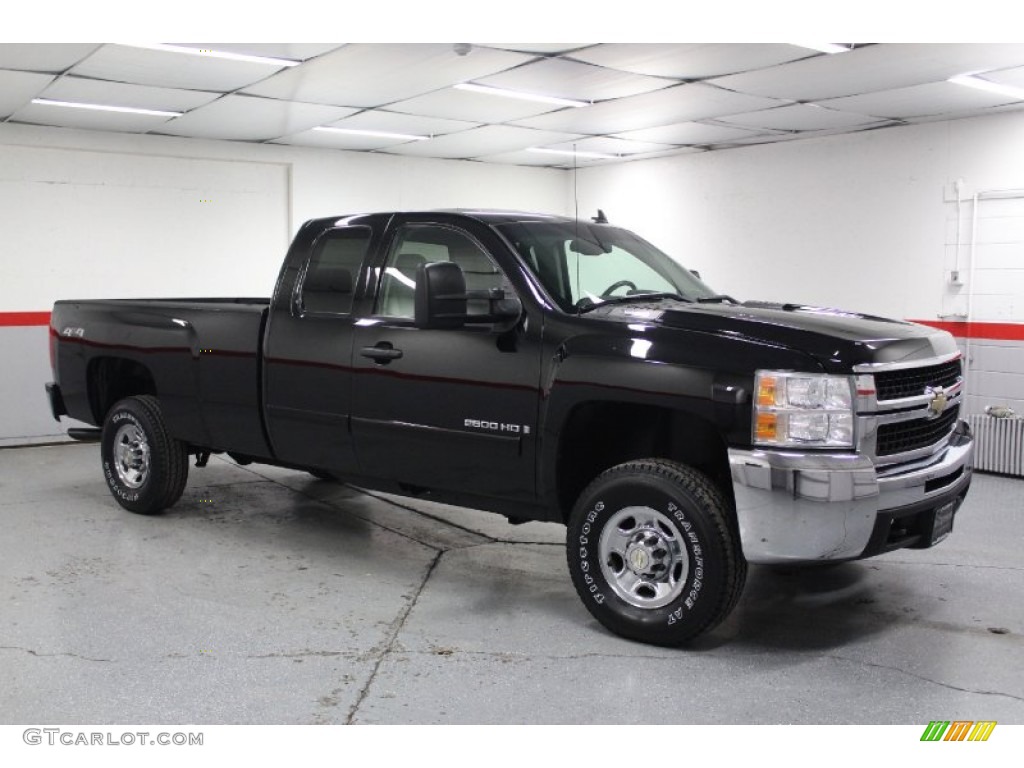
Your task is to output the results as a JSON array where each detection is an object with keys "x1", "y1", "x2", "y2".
[{"x1": 728, "y1": 421, "x2": 974, "y2": 564}]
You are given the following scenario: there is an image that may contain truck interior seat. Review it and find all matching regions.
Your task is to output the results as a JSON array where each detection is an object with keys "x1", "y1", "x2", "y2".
[
  {"x1": 380, "y1": 252, "x2": 427, "y2": 317},
  {"x1": 302, "y1": 266, "x2": 352, "y2": 314}
]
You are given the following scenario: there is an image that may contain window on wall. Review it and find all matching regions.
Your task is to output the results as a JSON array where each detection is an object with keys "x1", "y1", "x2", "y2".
[
  {"x1": 299, "y1": 228, "x2": 371, "y2": 315},
  {"x1": 376, "y1": 224, "x2": 509, "y2": 319}
]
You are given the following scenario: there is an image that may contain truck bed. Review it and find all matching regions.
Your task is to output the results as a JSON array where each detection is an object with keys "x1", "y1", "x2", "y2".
[{"x1": 51, "y1": 298, "x2": 272, "y2": 458}]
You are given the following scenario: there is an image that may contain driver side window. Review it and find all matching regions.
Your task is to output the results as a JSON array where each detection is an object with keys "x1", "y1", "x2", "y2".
[{"x1": 377, "y1": 225, "x2": 510, "y2": 319}]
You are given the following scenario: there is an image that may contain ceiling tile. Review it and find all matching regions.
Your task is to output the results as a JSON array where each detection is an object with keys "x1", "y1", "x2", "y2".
[
  {"x1": 619, "y1": 146, "x2": 705, "y2": 162},
  {"x1": 513, "y1": 83, "x2": 785, "y2": 134},
  {"x1": 540, "y1": 136, "x2": 676, "y2": 156},
  {"x1": 40, "y1": 76, "x2": 220, "y2": 113},
  {"x1": 613, "y1": 121, "x2": 768, "y2": 145},
  {"x1": 570, "y1": 43, "x2": 815, "y2": 79},
  {"x1": 485, "y1": 44, "x2": 592, "y2": 55},
  {"x1": 475, "y1": 58, "x2": 671, "y2": 102},
  {"x1": 386, "y1": 87, "x2": 562, "y2": 123},
  {"x1": 69, "y1": 44, "x2": 290, "y2": 92},
  {"x1": 985, "y1": 64, "x2": 1024, "y2": 89},
  {"x1": 10, "y1": 101, "x2": 176, "y2": 133},
  {"x1": 382, "y1": 125, "x2": 585, "y2": 159},
  {"x1": 900, "y1": 100, "x2": 1024, "y2": 125},
  {"x1": 272, "y1": 129, "x2": 421, "y2": 152},
  {"x1": 0, "y1": 69, "x2": 55, "y2": 118},
  {"x1": 322, "y1": 110, "x2": 479, "y2": 136},
  {"x1": 155, "y1": 95, "x2": 357, "y2": 141},
  {"x1": 717, "y1": 103, "x2": 887, "y2": 131},
  {"x1": 820, "y1": 81, "x2": 1023, "y2": 119},
  {"x1": 721, "y1": 123, "x2": 889, "y2": 148},
  {"x1": 171, "y1": 43, "x2": 343, "y2": 61},
  {"x1": 241, "y1": 44, "x2": 531, "y2": 108},
  {"x1": 710, "y1": 43, "x2": 1024, "y2": 101},
  {"x1": 467, "y1": 149, "x2": 570, "y2": 167},
  {"x1": 0, "y1": 44, "x2": 101, "y2": 73}
]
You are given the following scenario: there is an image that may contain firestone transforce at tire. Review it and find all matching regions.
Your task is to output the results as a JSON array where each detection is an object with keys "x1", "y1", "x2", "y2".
[
  {"x1": 100, "y1": 395, "x2": 189, "y2": 515},
  {"x1": 567, "y1": 460, "x2": 747, "y2": 646}
]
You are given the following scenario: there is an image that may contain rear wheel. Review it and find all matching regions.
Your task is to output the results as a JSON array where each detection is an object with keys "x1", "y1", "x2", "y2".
[
  {"x1": 566, "y1": 459, "x2": 746, "y2": 646},
  {"x1": 100, "y1": 395, "x2": 188, "y2": 514}
]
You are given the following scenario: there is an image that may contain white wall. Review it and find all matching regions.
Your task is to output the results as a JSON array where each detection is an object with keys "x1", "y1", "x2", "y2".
[
  {"x1": 0, "y1": 123, "x2": 568, "y2": 443},
  {"x1": 6, "y1": 109, "x2": 1024, "y2": 445},
  {"x1": 576, "y1": 110, "x2": 1024, "y2": 417},
  {"x1": 0, "y1": 122, "x2": 568, "y2": 308}
]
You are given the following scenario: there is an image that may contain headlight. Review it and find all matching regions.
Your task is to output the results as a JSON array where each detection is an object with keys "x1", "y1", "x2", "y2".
[{"x1": 753, "y1": 371, "x2": 855, "y2": 448}]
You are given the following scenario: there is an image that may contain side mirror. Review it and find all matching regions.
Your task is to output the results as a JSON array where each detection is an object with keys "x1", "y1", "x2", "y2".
[
  {"x1": 415, "y1": 261, "x2": 467, "y2": 329},
  {"x1": 414, "y1": 261, "x2": 524, "y2": 330}
]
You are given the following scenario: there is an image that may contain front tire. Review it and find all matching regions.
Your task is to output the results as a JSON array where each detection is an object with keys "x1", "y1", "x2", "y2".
[
  {"x1": 566, "y1": 460, "x2": 746, "y2": 646},
  {"x1": 100, "y1": 395, "x2": 189, "y2": 514}
]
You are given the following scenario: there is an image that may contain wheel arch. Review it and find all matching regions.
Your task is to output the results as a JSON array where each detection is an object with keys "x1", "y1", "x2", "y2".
[
  {"x1": 88, "y1": 356, "x2": 158, "y2": 424},
  {"x1": 552, "y1": 400, "x2": 734, "y2": 523}
]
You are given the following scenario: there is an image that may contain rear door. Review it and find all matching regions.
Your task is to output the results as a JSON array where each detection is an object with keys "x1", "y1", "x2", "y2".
[
  {"x1": 350, "y1": 215, "x2": 540, "y2": 502},
  {"x1": 263, "y1": 216, "x2": 387, "y2": 471}
]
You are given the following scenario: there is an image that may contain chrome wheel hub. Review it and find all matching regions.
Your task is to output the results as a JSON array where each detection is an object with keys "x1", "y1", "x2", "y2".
[
  {"x1": 599, "y1": 506, "x2": 689, "y2": 609},
  {"x1": 113, "y1": 423, "x2": 150, "y2": 489}
]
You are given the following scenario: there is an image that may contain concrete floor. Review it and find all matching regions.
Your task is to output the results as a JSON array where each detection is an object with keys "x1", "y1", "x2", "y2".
[{"x1": 1, "y1": 442, "x2": 1022, "y2": 725}]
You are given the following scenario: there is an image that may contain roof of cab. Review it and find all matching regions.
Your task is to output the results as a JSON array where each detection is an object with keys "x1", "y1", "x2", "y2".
[{"x1": 306, "y1": 209, "x2": 589, "y2": 229}]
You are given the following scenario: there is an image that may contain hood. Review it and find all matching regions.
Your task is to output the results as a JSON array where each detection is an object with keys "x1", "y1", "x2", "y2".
[{"x1": 593, "y1": 299, "x2": 958, "y2": 371}]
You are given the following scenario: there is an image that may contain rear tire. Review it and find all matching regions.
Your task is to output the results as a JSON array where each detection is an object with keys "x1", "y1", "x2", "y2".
[
  {"x1": 100, "y1": 395, "x2": 189, "y2": 514},
  {"x1": 566, "y1": 459, "x2": 746, "y2": 646}
]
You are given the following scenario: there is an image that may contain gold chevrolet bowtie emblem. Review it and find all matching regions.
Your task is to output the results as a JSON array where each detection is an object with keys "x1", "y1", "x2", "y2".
[{"x1": 925, "y1": 386, "x2": 948, "y2": 418}]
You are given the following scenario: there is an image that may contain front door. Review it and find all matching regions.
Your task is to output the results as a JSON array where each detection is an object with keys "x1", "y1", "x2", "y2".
[{"x1": 350, "y1": 219, "x2": 540, "y2": 502}]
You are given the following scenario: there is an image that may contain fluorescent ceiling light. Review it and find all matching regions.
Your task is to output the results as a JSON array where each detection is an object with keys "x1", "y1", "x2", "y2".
[
  {"x1": 119, "y1": 43, "x2": 301, "y2": 68},
  {"x1": 454, "y1": 83, "x2": 589, "y2": 109},
  {"x1": 948, "y1": 74, "x2": 1024, "y2": 102},
  {"x1": 31, "y1": 98, "x2": 182, "y2": 118},
  {"x1": 313, "y1": 126, "x2": 429, "y2": 142},
  {"x1": 528, "y1": 147, "x2": 616, "y2": 160},
  {"x1": 791, "y1": 43, "x2": 853, "y2": 54}
]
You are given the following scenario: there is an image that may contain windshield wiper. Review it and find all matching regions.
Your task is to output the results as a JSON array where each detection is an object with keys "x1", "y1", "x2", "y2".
[
  {"x1": 696, "y1": 294, "x2": 738, "y2": 304},
  {"x1": 576, "y1": 292, "x2": 691, "y2": 314}
]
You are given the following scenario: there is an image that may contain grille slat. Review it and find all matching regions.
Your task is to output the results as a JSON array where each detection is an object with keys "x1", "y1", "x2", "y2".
[
  {"x1": 874, "y1": 359, "x2": 961, "y2": 401},
  {"x1": 876, "y1": 406, "x2": 959, "y2": 457}
]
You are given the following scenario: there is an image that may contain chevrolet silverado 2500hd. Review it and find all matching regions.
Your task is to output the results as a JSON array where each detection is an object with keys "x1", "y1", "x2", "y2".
[{"x1": 45, "y1": 210, "x2": 974, "y2": 645}]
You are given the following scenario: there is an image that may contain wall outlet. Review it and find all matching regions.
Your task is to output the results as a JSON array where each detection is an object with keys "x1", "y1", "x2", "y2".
[{"x1": 949, "y1": 269, "x2": 963, "y2": 286}]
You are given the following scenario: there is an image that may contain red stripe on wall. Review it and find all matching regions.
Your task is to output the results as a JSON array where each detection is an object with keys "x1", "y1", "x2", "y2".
[
  {"x1": 0, "y1": 312, "x2": 51, "y2": 327},
  {"x1": 910, "y1": 320, "x2": 1024, "y2": 341}
]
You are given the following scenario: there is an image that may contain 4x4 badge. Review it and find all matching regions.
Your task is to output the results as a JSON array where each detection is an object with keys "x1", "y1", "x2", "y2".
[{"x1": 925, "y1": 386, "x2": 948, "y2": 418}]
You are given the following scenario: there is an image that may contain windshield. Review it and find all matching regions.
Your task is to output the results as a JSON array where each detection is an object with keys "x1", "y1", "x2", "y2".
[{"x1": 494, "y1": 220, "x2": 718, "y2": 312}]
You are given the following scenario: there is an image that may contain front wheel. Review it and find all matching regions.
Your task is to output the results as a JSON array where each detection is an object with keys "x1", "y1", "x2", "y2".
[
  {"x1": 100, "y1": 395, "x2": 189, "y2": 514},
  {"x1": 566, "y1": 460, "x2": 746, "y2": 646}
]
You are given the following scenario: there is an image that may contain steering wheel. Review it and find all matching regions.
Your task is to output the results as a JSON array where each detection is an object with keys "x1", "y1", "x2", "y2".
[{"x1": 600, "y1": 280, "x2": 638, "y2": 298}]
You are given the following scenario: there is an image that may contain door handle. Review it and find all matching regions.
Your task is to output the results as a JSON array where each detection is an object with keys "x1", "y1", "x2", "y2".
[{"x1": 360, "y1": 342, "x2": 403, "y2": 363}]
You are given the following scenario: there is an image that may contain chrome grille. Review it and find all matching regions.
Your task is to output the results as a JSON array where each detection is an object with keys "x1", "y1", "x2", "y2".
[
  {"x1": 874, "y1": 359, "x2": 961, "y2": 401},
  {"x1": 876, "y1": 406, "x2": 960, "y2": 457}
]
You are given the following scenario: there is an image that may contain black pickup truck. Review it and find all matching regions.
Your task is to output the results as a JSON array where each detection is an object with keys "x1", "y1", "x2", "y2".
[{"x1": 46, "y1": 210, "x2": 974, "y2": 645}]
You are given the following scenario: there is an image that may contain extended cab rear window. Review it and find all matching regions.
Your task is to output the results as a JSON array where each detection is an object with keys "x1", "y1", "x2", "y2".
[{"x1": 299, "y1": 228, "x2": 371, "y2": 315}]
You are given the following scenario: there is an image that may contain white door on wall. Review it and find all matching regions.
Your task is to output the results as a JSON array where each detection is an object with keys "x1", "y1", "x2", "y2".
[{"x1": 963, "y1": 195, "x2": 1024, "y2": 417}]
